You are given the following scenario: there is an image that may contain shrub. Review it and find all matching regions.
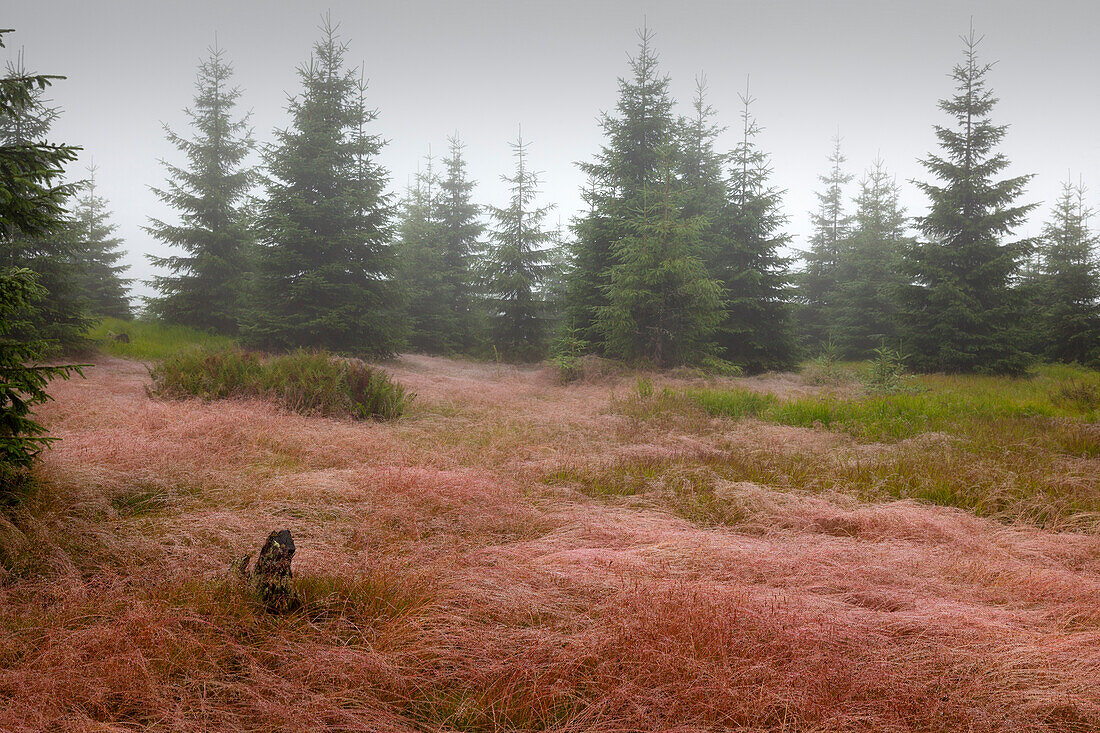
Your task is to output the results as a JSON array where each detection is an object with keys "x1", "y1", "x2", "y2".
[
  {"x1": 861, "y1": 346, "x2": 911, "y2": 394},
  {"x1": 801, "y1": 340, "x2": 847, "y2": 386},
  {"x1": 150, "y1": 346, "x2": 411, "y2": 420}
]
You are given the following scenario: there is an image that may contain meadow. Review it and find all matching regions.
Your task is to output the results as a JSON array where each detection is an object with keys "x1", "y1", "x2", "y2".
[{"x1": 1, "y1": 324, "x2": 1099, "y2": 731}]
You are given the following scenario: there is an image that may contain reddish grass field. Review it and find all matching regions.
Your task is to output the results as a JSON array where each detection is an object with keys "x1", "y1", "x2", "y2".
[{"x1": 2, "y1": 354, "x2": 1099, "y2": 731}]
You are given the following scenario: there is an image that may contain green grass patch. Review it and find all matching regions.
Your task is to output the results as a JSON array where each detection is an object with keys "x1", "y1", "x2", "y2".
[
  {"x1": 150, "y1": 346, "x2": 412, "y2": 420},
  {"x1": 680, "y1": 364, "x2": 1100, "y2": 444},
  {"x1": 90, "y1": 317, "x2": 234, "y2": 361},
  {"x1": 688, "y1": 387, "x2": 778, "y2": 418}
]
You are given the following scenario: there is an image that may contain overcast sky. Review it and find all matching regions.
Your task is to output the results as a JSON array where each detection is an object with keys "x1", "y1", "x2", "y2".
[{"x1": 7, "y1": 0, "x2": 1100, "y2": 303}]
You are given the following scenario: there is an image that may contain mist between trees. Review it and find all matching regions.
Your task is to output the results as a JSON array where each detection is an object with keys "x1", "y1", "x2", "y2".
[{"x1": 5, "y1": 19, "x2": 1098, "y2": 374}]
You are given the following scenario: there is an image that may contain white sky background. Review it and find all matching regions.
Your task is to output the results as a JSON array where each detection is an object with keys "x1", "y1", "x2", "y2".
[{"x1": 6, "y1": 0, "x2": 1100, "y2": 304}]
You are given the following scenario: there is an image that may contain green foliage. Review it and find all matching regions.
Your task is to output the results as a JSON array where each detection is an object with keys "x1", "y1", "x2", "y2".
[
  {"x1": 0, "y1": 30, "x2": 85, "y2": 492},
  {"x1": 800, "y1": 340, "x2": 847, "y2": 386},
  {"x1": 711, "y1": 89, "x2": 796, "y2": 373},
  {"x1": 146, "y1": 44, "x2": 255, "y2": 334},
  {"x1": 797, "y1": 135, "x2": 852, "y2": 351},
  {"x1": 90, "y1": 317, "x2": 234, "y2": 361},
  {"x1": 70, "y1": 164, "x2": 131, "y2": 319},
  {"x1": 566, "y1": 28, "x2": 677, "y2": 350},
  {"x1": 597, "y1": 144, "x2": 722, "y2": 367},
  {"x1": 0, "y1": 268, "x2": 84, "y2": 490},
  {"x1": 481, "y1": 134, "x2": 554, "y2": 361},
  {"x1": 899, "y1": 29, "x2": 1035, "y2": 375},
  {"x1": 396, "y1": 141, "x2": 486, "y2": 356},
  {"x1": 860, "y1": 345, "x2": 910, "y2": 393},
  {"x1": 0, "y1": 42, "x2": 89, "y2": 355},
  {"x1": 1028, "y1": 179, "x2": 1100, "y2": 365},
  {"x1": 150, "y1": 346, "x2": 411, "y2": 420},
  {"x1": 831, "y1": 159, "x2": 908, "y2": 359},
  {"x1": 244, "y1": 20, "x2": 400, "y2": 356},
  {"x1": 548, "y1": 320, "x2": 590, "y2": 382}
]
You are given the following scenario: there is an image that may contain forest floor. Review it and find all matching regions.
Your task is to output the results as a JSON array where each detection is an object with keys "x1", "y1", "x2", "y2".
[{"x1": 2, "y1": 351, "x2": 1100, "y2": 731}]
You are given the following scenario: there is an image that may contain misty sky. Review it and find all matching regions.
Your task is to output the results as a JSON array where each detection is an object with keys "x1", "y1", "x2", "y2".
[{"x1": 6, "y1": 0, "x2": 1100, "y2": 303}]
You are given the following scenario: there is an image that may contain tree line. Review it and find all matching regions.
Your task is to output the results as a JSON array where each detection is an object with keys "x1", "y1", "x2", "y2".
[{"x1": 4, "y1": 21, "x2": 1098, "y2": 374}]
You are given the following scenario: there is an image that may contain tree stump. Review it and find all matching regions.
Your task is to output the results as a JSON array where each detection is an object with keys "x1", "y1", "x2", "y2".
[{"x1": 233, "y1": 529, "x2": 297, "y2": 613}]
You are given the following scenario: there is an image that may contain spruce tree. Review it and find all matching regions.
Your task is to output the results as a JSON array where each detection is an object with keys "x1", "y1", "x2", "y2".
[
  {"x1": 678, "y1": 77, "x2": 727, "y2": 255},
  {"x1": 797, "y1": 134, "x2": 852, "y2": 351},
  {"x1": 482, "y1": 133, "x2": 554, "y2": 360},
  {"x1": 71, "y1": 164, "x2": 131, "y2": 318},
  {"x1": 712, "y1": 89, "x2": 796, "y2": 372},
  {"x1": 566, "y1": 28, "x2": 676, "y2": 350},
  {"x1": 0, "y1": 52, "x2": 88, "y2": 353},
  {"x1": 832, "y1": 158, "x2": 908, "y2": 358},
  {"x1": 245, "y1": 20, "x2": 399, "y2": 355},
  {"x1": 1033, "y1": 179, "x2": 1099, "y2": 364},
  {"x1": 598, "y1": 144, "x2": 722, "y2": 367},
  {"x1": 0, "y1": 28, "x2": 84, "y2": 488},
  {"x1": 436, "y1": 135, "x2": 485, "y2": 351},
  {"x1": 395, "y1": 151, "x2": 448, "y2": 353},
  {"x1": 146, "y1": 44, "x2": 254, "y2": 334},
  {"x1": 900, "y1": 29, "x2": 1034, "y2": 374}
]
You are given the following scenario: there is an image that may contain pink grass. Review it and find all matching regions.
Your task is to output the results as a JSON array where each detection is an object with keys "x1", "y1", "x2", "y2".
[{"x1": 0, "y1": 355, "x2": 1098, "y2": 730}]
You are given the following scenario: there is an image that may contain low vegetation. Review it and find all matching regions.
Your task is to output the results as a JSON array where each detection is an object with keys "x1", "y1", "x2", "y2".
[
  {"x1": 91, "y1": 317, "x2": 234, "y2": 361},
  {"x1": 150, "y1": 345, "x2": 412, "y2": 420}
]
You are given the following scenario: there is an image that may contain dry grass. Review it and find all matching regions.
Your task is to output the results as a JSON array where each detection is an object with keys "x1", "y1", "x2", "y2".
[{"x1": 1, "y1": 353, "x2": 1099, "y2": 731}]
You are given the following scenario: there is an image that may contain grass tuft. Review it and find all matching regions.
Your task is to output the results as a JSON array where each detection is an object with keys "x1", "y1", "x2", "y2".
[{"x1": 150, "y1": 346, "x2": 412, "y2": 420}]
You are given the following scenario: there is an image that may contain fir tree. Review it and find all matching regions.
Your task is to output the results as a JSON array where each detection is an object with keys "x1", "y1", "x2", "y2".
[
  {"x1": 482, "y1": 133, "x2": 554, "y2": 360},
  {"x1": 566, "y1": 28, "x2": 676, "y2": 350},
  {"x1": 71, "y1": 164, "x2": 131, "y2": 318},
  {"x1": 598, "y1": 144, "x2": 722, "y2": 367},
  {"x1": 244, "y1": 19, "x2": 399, "y2": 355},
  {"x1": 0, "y1": 52, "x2": 88, "y2": 353},
  {"x1": 832, "y1": 158, "x2": 908, "y2": 358},
  {"x1": 797, "y1": 134, "x2": 853, "y2": 351},
  {"x1": 146, "y1": 44, "x2": 254, "y2": 334},
  {"x1": 712, "y1": 88, "x2": 796, "y2": 372},
  {"x1": 678, "y1": 76, "x2": 727, "y2": 252},
  {"x1": 395, "y1": 151, "x2": 449, "y2": 353},
  {"x1": 1033, "y1": 179, "x2": 1099, "y2": 364},
  {"x1": 436, "y1": 135, "x2": 485, "y2": 351},
  {"x1": 0, "y1": 28, "x2": 84, "y2": 489},
  {"x1": 900, "y1": 28, "x2": 1034, "y2": 374}
]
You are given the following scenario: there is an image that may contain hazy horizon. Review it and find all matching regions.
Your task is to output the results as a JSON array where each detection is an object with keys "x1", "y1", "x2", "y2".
[{"x1": 7, "y1": 0, "x2": 1099, "y2": 303}]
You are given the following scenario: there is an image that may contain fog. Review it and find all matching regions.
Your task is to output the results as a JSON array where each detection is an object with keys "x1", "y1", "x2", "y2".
[{"x1": 7, "y1": 0, "x2": 1100, "y2": 302}]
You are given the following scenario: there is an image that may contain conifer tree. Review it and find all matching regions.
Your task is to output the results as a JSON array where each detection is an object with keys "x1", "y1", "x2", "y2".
[
  {"x1": 1033, "y1": 179, "x2": 1099, "y2": 364},
  {"x1": 900, "y1": 29, "x2": 1034, "y2": 374},
  {"x1": 395, "y1": 151, "x2": 448, "y2": 353},
  {"x1": 0, "y1": 52, "x2": 88, "y2": 353},
  {"x1": 566, "y1": 28, "x2": 676, "y2": 349},
  {"x1": 678, "y1": 77, "x2": 727, "y2": 254},
  {"x1": 146, "y1": 44, "x2": 254, "y2": 334},
  {"x1": 712, "y1": 89, "x2": 796, "y2": 372},
  {"x1": 245, "y1": 19, "x2": 399, "y2": 355},
  {"x1": 0, "y1": 27, "x2": 84, "y2": 488},
  {"x1": 598, "y1": 144, "x2": 722, "y2": 366},
  {"x1": 436, "y1": 135, "x2": 485, "y2": 351},
  {"x1": 832, "y1": 158, "x2": 908, "y2": 358},
  {"x1": 71, "y1": 164, "x2": 131, "y2": 318},
  {"x1": 482, "y1": 133, "x2": 554, "y2": 360},
  {"x1": 797, "y1": 134, "x2": 852, "y2": 350}
]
